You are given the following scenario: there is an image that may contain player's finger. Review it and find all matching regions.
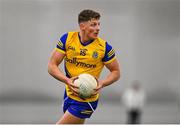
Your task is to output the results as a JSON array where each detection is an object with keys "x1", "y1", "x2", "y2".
[
  {"x1": 71, "y1": 76, "x2": 79, "y2": 82},
  {"x1": 91, "y1": 90, "x2": 100, "y2": 96},
  {"x1": 70, "y1": 76, "x2": 79, "y2": 88},
  {"x1": 73, "y1": 92, "x2": 79, "y2": 97},
  {"x1": 71, "y1": 87, "x2": 79, "y2": 95},
  {"x1": 94, "y1": 84, "x2": 102, "y2": 91},
  {"x1": 70, "y1": 83, "x2": 79, "y2": 88},
  {"x1": 94, "y1": 76, "x2": 99, "y2": 83}
]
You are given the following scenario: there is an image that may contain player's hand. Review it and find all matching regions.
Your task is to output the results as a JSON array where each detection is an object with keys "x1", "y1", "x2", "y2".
[
  {"x1": 66, "y1": 76, "x2": 79, "y2": 96},
  {"x1": 92, "y1": 80, "x2": 104, "y2": 96}
]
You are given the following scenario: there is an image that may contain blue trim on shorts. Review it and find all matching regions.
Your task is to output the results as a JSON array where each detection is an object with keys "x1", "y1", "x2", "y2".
[{"x1": 62, "y1": 90, "x2": 98, "y2": 119}]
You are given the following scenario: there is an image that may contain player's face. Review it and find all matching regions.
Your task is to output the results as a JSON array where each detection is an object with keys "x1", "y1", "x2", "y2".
[{"x1": 82, "y1": 18, "x2": 100, "y2": 40}]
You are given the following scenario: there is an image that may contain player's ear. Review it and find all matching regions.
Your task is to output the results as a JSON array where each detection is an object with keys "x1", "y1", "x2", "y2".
[{"x1": 79, "y1": 22, "x2": 86, "y2": 30}]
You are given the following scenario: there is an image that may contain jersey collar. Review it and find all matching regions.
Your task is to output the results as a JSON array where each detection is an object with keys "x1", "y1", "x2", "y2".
[{"x1": 78, "y1": 33, "x2": 94, "y2": 46}]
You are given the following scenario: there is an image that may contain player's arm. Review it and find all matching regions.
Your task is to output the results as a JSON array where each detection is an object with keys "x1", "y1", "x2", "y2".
[
  {"x1": 48, "y1": 33, "x2": 78, "y2": 93},
  {"x1": 100, "y1": 59, "x2": 120, "y2": 87},
  {"x1": 94, "y1": 59, "x2": 120, "y2": 93},
  {"x1": 48, "y1": 33, "x2": 69, "y2": 84},
  {"x1": 94, "y1": 42, "x2": 120, "y2": 93},
  {"x1": 48, "y1": 49, "x2": 69, "y2": 83},
  {"x1": 48, "y1": 49, "x2": 79, "y2": 94}
]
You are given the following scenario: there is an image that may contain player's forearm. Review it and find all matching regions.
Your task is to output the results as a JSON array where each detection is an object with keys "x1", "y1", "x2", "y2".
[
  {"x1": 48, "y1": 63, "x2": 69, "y2": 84},
  {"x1": 100, "y1": 70, "x2": 120, "y2": 88}
]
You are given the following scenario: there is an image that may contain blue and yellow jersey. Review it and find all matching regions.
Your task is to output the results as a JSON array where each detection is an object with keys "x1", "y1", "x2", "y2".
[{"x1": 55, "y1": 31, "x2": 116, "y2": 102}]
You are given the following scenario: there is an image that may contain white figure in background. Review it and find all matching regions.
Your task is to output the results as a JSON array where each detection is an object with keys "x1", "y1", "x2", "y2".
[{"x1": 122, "y1": 80, "x2": 146, "y2": 124}]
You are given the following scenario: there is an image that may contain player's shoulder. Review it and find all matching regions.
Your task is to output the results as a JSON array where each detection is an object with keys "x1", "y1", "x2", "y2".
[
  {"x1": 96, "y1": 37, "x2": 113, "y2": 48},
  {"x1": 60, "y1": 31, "x2": 77, "y2": 38},
  {"x1": 97, "y1": 37, "x2": 106, "y2": 43},
  {"x1": 96, "y1": 37, "x2": 107, "y2": 47},
  {"x1": 67, "y1": 30, "x2": 78, "y2": 34},
  {"x1": 67, "y1": 31, "x2": 78, "y2": 35},
  {"x1": 66, "y1": 31, "x2": 79, "y2": 40},
  {"x1": 59, "y1": 31, "x2": 78, "y2": 43}
]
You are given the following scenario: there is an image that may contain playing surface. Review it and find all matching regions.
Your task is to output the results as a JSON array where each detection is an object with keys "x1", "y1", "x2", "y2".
[{"x1": 0, "y1": 99, "x2": 179, "y2": 124}]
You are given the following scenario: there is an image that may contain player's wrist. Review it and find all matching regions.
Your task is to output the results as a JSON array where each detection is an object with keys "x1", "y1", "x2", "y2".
[
  {"x1": 64, "y1": 77, "x2": 71, "y2": 85},
  {"x1": 99, "y1": 81, "x2": 105, "y2": 88}
]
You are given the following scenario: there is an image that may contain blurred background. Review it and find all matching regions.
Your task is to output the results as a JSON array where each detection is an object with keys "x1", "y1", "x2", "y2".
[{"x1": 0, "y1": 0, "x2": 180, "y2": 124}]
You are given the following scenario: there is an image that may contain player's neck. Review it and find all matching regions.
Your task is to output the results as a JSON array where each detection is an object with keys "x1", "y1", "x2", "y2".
[{"x1": 79, "y1": 32, "x2": 92, "y2": 43}]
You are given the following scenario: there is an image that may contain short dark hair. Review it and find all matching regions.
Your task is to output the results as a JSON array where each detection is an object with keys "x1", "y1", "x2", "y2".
[{"x1": 78, "y1": 9, "x2": 101, "y2": 24}]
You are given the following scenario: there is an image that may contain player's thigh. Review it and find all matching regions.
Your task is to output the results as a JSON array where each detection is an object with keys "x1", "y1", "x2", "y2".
[{"x1": 56, "y1": 110, "x2": 85, "y2": 124}]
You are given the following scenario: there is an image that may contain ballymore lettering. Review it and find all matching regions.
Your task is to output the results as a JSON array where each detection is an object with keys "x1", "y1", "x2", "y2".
[{"x1": 65, "y1": 57, "x2": 96, "y2": 68}]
